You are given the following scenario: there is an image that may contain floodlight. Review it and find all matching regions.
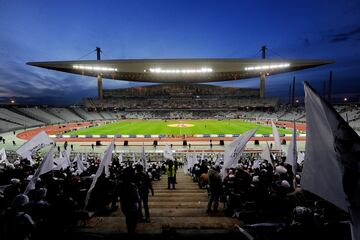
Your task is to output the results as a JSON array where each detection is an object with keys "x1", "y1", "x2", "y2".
[
  {"x1": 148, "y1": 67, "x2": 213, "y2": 74},
  {"x1": 73, "y1": 65, "x2": 118, "y2": 72},
  {"x1": 244, "y1": 63, "x2": 290, "y2": 71}
]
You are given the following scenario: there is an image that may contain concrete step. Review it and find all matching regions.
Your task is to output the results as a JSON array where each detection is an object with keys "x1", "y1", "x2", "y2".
[
  {"x1": 111, "y1": 208, "x2": 220, "y2": 217},
  {"x1": 148, "y1": 196, "x2": 208, "y2": 202},
  {"x1": 148, "y1": 201, "x2": 208, "y2": 208},
  {"x1": 86, "y1": 216, "x2": 240, "y2": 231},
  {"x1": 154, "y1": 189, "x2": 206, "y2": 193},
  {"x1": 152, "y1": 192, "x2": 207, "y2": 197}
]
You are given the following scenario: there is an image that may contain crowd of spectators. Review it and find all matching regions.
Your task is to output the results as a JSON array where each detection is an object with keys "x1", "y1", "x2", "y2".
[
  {"x1": 187, "y1": 152, "x2": 351, "y2": 240},
  {"x1": 0, "y1": 150, "x2": 165, "y2": 239},
  {"x1": 0, "y1": 147, "x2": 353, "y2": 240}
]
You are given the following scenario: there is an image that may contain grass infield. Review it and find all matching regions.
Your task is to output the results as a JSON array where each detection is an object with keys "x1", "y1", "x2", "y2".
[{"x1": 68, "y1": 119, "x2": 291, "y2": 136}]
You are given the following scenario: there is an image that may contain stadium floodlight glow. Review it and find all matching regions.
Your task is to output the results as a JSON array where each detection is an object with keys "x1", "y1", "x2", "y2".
[
  {"x1": 148, "y1": 67, "x2": 213, "y2": 74},
  {"x1": 244, "y1": 63, "x2": 290, "y2": 71},
  {"x1": 73, "y1": 65, "x2": 118, "y2": 72}
]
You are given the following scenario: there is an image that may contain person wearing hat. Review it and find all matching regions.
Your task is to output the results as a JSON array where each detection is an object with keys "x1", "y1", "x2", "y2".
[{"x1": 207, "y1": 164, "x2": 222, "y2": 213}]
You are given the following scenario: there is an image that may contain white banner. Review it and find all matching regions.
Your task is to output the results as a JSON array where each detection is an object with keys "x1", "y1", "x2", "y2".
[
  {"x1": 141, "y1": 143, "x2": 147, "y2": 170},
  {"x1": 221, "y1": 128, "x2": 256, "y2": 179},
  {"x1": 163, "y1": 144, "x2": 174, "y2": 160},
  {"x1": 302, "y1": 81, "x2": 360, "y2": 240},
  {"x1": 24, "y1": 146, "x2": 55, "y2": 194},
  {"x1": 0, "y1": 148, "x2": 8, "y2": 164},
  {"x1": 16, "y1": 131, "x2": 53, "y2": 164},
  {"x1": 260, "y1": 142, "x2": 273, "y2": 166},
  {"x1": 271, "y1": 120, "x2": 281, "y2": 150},
  {"x1": 285, "y1": 120, "x2": 297, "y2": 175},
  {"x1": 84, "y1": 139, "x2": 115, "y2": 209}
]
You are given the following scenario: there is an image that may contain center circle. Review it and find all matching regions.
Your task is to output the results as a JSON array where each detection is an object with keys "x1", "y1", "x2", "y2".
[{"x1": 167, "y1": 124, "x2": 195, "y2": 128}]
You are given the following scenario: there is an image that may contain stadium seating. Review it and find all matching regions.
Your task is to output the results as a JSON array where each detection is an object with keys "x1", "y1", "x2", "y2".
[
  {"x1": 0, "y1": 108, "x2": 44, "y2": 127},
  {"x1": 0, "y1": 119, "x2": 23, "y2": 132},
  {"x1": 72, "y1": 108, "x2": 104, "y2": 121},
  {"x1": 47, "y1": 108, "x2": 84, "y2": 122},
  {"x1": 17, "y1": 107, "x2": 65, "y2": 124}
]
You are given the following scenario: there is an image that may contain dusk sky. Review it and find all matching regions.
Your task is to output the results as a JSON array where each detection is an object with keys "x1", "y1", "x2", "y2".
[{"x1": 0, "y1": 0, "x2": 359, "y2": 106}]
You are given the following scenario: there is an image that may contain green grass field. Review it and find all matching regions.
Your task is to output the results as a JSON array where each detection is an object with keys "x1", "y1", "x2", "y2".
[{"x1": 68, "y1": 119, "x2": 291, "y2": 135}]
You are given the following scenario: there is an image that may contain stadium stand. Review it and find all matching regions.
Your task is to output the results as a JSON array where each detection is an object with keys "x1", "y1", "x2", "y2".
[
  {"x1": 0, "y1": 108, "x2": 44, "y2": 128},
  {"x1": 17, "y1": 107, "x2": 65, "y2": 124},
  {"x1": 0, "y1": 118, "x2": 23, "y2": 132},
  {"x1": 72, "y1": 107, "x2": 104, "y2": 121},
  {"x1": 47, "y1": 108, "x2": 84, "y2": 122},
  {"x1": 1, "y1": 103, "x2": 360, "y2": 134}
]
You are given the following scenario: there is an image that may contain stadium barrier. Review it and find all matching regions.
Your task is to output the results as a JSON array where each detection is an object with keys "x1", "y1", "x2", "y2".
[{"x1": 49, "y1": 133, "x2": 300, "y2": 138}]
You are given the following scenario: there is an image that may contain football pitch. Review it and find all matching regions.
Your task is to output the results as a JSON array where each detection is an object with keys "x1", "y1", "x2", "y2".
[{"x1": 68, "y1": 119, "x2": 291, "y2": 135}]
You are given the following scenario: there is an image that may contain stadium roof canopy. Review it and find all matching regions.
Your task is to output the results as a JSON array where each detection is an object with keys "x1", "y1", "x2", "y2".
[{"x1": 27, "y1": 58, "x2": 333, "y2": 83}]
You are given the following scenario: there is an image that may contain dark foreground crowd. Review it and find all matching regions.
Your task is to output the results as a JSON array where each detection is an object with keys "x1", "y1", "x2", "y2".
[
  {"x1": 0, "y1": 151, "x2": 170, "y2": 240},
  {"x1": 0, "y1": 150, "x2": 353, "y2": 240},
  {"x1": 189, "y1": 154, "x2": 352, "y2": 240}
]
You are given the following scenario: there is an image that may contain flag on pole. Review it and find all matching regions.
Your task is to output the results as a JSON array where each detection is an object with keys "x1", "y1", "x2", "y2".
[
  {"x1": 84, "y1": 139, "x2": 115, "y2": 209},
  {"x1": 297, "y1": 152, "x2": 305, "y2": 164},
  {"x1": 285, "y1": 120, "x2": 297, "y2": 175},
  {"x1": 0, "y1": 148, "x2": 8, "y2": 164},
  {"x1": 271, "y1": 120, "x2": 281, "y2": 150},
  {"x1": 252, "y1": 159, "x2": 262, "y2": 169},
  {"x1": 53, "y1": 151, "x2": 68, "y2": 171},
  {"x1": 141, "y1": 143, "x2": 147, "y2": 171},
  {"x1": 24, "y1": 146, "x2": 55, "y2": 194},
  {"x1": 221, "y1": 129, "x2": 256, "y2": 179},
  {"x1": 64, "y1": 148, "x2": 71, "y2": 168},
  {"x1": 302, "y1": 81, "x2": 360, "y2": 240},
  {"x1": 118, "y1": 152, "x2": 123, "y2": 164},
  {"x1": 75, "y1": 153, "x2": 86, "y2": 174},
  {"x1": 163, "y1": 144, "x2": 174, "y2": 160},
  {"x1": 16, "y1": 131, "x2": 53, "y2": 165},
  {"x1": 260, "y1": 142, "x2": 273, "y2": 166}
]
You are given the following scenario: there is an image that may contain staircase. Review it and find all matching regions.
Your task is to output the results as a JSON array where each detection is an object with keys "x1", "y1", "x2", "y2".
[{"x1": 76, "y1": 171, "x2": 242, "y2": 239}]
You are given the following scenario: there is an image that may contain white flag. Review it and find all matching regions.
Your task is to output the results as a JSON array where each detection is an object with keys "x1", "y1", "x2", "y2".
[
  {"x1": 285, "y1": 120, "x2": 297, "y2": 175},
  {"x1": 297, "y1": 152, "x2": 305, "y2": 164},
  {"x1": 75, "y1": 153, "x2": 86, "y2": 174},
  {"x1": 163, "y1": 144, "x2": 174, "y2": 160},
  {"x1": 0, "y1": 148, "x2": 8, "y2": 164},
  {"x1": 84, "y1": 139, "x2": 115, "y2": 209},
  {"x1": 260, "y1": 142, "x2": 273, "y2": 166},
  {"x1": 53, "y1": 151, "x2": 66, "y2": 171},
  {"x1": 64, "y1": 148, "x2": 71, "y2": 168},
  {"x1": 186, "y1": 153, "x2": 195, "y2": 171},
  {"x1": 24, "y1": 146, "x2": 55, "y2": 194},
  {"x1": 303, "y1": 81, "x2": 360, "y2": 240},
  {"x1": 118, "y1": 152, "x2": 123, "y2": 164},
  {"x1": 252, "y1": 159, "x2": 262, "y2": 169},
  {"x1": 16, "y1": 131, "x2": 53, "y2": 164},
  {"x1": 271, "y1": 120, "x2": 281, "y2": 150},
  {"x1": 221, "y1": 129, "x2": 256, "y2": 179},
  {"x1": 141, "y1": 143, "x2": 147, "y2": 171}
]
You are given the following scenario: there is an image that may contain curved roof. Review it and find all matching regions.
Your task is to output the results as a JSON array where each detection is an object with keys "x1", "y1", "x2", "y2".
[{"x1": 27, "y1": 58, "x2": 333, "y2": 83}]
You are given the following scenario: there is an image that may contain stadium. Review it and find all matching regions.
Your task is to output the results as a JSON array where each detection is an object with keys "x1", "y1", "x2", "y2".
[
  {"x1": 1, "y1": 47, "x2": 358, "y2": 239},
  {"x1": 1, "y1": 2, "x2": 360, "y2": 240}
]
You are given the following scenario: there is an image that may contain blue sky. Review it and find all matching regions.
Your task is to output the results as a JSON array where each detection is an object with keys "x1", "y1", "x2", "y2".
[{"x1": 0, "y1": 0, "x2": 359, "y2": 105}]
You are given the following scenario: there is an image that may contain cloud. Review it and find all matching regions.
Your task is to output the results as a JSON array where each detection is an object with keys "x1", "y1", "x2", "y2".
[{"x1": 329, "y1": 26, "x2": 360, "y2": 43}]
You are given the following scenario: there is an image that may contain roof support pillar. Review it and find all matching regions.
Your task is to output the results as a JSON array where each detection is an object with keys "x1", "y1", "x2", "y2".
[
  {"x1": 96, "y1": 47, "x2": 103, "y2": 99},
  {"x1": 260, "y1": 73, "x2": 266, "y2": 98},
  {"x1": 97, "y1": 75, "x2": 103, "y2": 99}
]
